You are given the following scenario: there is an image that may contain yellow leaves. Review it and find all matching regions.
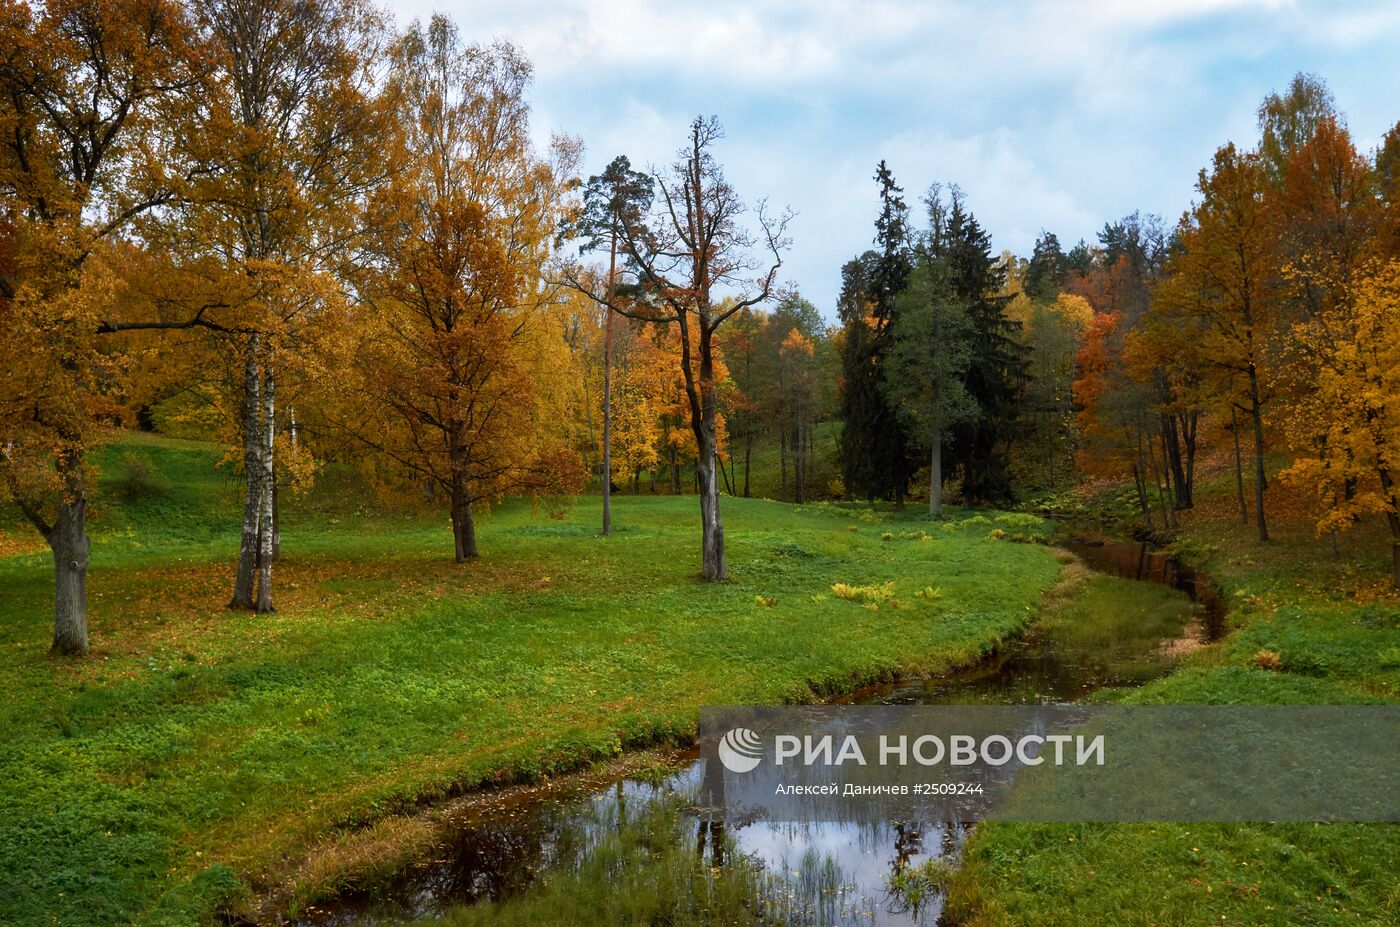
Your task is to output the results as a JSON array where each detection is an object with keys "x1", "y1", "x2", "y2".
[
  {"x1": 1279, "y1": 260, "x2": 1400, "y2": 539},
  {"x1": 779, "y1": 328, "x2": 814, "y2": 359},
  {"x1": 1051, "y1": 293, "x2": 1094, "y2": 333}
]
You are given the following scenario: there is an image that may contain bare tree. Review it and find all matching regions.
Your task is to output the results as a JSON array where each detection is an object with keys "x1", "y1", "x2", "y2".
[{"x1": 568, "y1": 117, "x2": 790, "y2": 580}]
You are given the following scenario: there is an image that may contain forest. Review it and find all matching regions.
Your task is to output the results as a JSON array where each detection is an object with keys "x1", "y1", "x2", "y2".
[{"x1": 2, "y1": 2, "x2": 1399, "y2": 927}]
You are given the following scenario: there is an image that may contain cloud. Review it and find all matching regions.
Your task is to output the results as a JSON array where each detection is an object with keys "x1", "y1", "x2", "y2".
[{"x1": 388, "y1": 0, "x2": 1400, "y2": 313}]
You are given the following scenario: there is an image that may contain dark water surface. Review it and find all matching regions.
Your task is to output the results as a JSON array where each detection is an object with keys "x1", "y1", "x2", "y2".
[{"x1": 291, "y1": 538, "x2": 1219, "y2": 926}]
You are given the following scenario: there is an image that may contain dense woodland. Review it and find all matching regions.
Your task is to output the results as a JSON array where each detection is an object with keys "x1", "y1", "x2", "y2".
[{"x1": 4, "y1": 0, "x2": 1400, "y2": 661}]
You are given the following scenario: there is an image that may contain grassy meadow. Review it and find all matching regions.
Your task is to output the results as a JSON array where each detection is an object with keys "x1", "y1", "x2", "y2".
[
  {"x1": 945, "y1": 458, "x2": 1400, "y2": 927},
  {"x1": 0, "y1": 433, "x2": 1063, "y2": 926}
]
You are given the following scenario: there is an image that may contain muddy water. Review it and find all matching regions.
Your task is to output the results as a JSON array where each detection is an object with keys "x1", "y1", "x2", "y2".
[{"x1": 291, "y1": 539, "x2": 1221, "y2": 926}]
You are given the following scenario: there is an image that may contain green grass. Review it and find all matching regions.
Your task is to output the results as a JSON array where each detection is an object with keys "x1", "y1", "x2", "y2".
[
  {"x1": 947, "y1": 456, "x2": 1400, "y2": 927},
  {"x1": 0, "y1": 433, "x2": 1063, "y2": 926},
  {"x1": 422, "y1": 794, "x2": 772, "y2": 927}
]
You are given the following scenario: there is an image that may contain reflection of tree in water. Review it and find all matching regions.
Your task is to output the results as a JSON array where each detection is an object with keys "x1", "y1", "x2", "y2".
[
  {"x1": 890, "y1": 821, "x2": 925, "y2": 877},
  {"x1": 397, "y1": 810, "x2": 564, "y2": 909},
  {"x1": 695, "y1": 755, "x2": 728, "y2": 867}
]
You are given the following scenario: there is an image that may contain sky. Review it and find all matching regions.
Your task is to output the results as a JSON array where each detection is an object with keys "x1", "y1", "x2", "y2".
[{"x1": 389, "y1": 0, "x2": 1400, "y2": 317}]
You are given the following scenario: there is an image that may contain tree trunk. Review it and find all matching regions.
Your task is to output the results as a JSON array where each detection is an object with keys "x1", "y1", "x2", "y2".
[
  {"x1": 688, "y1": 324, "x2": 727, "y2": 581},
  {"x1": 929, "y1": 412, "x2": 942, "y2": 517},
  {"x1": 1131, "y1": 461, "x2": 1154, "y2": 532},
  {"x1": 1164, "y1": 413, "x2": 1193, "y2": 509},
  {"x1": 230, "y1": 334, "x2": 261, "y2": 610},
  {"x1": 779, "y1": 430, "x2": 788, "y2": 500},
  {"x1": 48, "y1": 476, "x2": 90, "y2": 656},
  {"x1": 602, "y1": 235, "x2": 615, "y2": 536},
  {"x1": 742, "y1": 428, "x2": 752, "y2": 497},
  {"x1": 669, "y1": 440, "x2": 680, "y2": 495},
  {"x1": 1145, "y1": 425, "x2": 1175, "y2": 530},
  {"x1": 601, "y1": 323, "x2": 612, "y2": 534},
  {"x1": 450, "y1": 481, "x2": 478, "y2": 562},
  {"x1": 1181, "y1": 410, "x2": 1198, "y2": 509},
  {"x1": 1247, "y1": 371, "x2": 1269, "y2": 542},
  {"x1": 271, "y1": 472, "x2": 280, "y2": 561},
  {"x1": 1378, "y1": 467, "x2": 1400, "y2": 589},
  {"x1": 1157, "y1": 430, "x2": 1180, "y2": 528},
  {"x1": 1231, "y1": 404, "x2": 1249, "y2": 525},
  {"x1": 254, "y1": 361, "x2": 276, "y2": 613},
  {"x1": 697, "y1": 432, "x2": 726, "y2": 580},
  {"x1": 794, "y1": 424, "x2": 805, "y2": 505}
]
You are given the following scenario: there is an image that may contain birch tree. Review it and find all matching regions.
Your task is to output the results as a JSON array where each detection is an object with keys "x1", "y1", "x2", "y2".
[{"x1": 179, "y1": 0, "x2": 390, "y2": 611}]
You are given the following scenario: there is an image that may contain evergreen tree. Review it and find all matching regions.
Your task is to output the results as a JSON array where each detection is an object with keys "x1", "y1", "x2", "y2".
[
  {"x1": 1065, "y1": 238, "x2": 1093, "y2": 274},
  {"x1": 837, "y1": 253, "x2": 885, "y2": 499},
  {"x1": 576, "y1": 156, "x2": 654, "y2": 535},
  {"x1": 1025, "y1": 231, "x2": 1066, "y2": 302},
  {"x1": 933, "y1": 190, "x2": 1030, "y2": 503},
  {"x1": 884, "y1": 224, "x2": 975, "y2": 516},
  {"x1": 837, "y1": 163, "x2": 918, "y2": 504},
  {"x1": 870, "y1": 160, "x2": 912, "y2": 328}
]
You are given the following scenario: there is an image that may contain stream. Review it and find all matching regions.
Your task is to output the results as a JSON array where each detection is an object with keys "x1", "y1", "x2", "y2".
[{"x1": 290, "y1": 537, "x2": 1225, "y2": 926}]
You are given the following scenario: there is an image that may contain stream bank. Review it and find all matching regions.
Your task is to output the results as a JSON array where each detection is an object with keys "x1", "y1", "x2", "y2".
[{"x1": 283, "y1": 537, "x2": 1214, "y2": 926}]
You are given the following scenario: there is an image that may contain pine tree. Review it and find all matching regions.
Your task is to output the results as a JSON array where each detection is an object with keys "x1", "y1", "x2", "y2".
[{"x1": 575, "y1": 155, "x2": 654, "y2": 535}]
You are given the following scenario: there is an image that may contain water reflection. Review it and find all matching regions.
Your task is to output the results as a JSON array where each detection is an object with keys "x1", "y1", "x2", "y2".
[{"x1": 292, "y1": 537, "x2": 1208, "y2": 926}]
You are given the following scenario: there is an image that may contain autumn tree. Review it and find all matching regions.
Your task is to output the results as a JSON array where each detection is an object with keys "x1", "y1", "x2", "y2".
[
  {"x1": 347, "y1": 20, "x2": 581, "y2": 562},
  {"x1": 608, "y1": 320, "x2": 665, "y2": 493},
  {"x1": 0, "y1": 0, "x2": 193, "y2": 654},
  {"x1": 774, "y1": 329, "x2": 817, "y2": 503},
  {"x1": 1280, "y1": 261, "x2": 1400, "y2": 586},
  {"x1": 1257, "y1": 72, "x2": 1337, "y2": 185},
  {"x1": 1014, "y1": 291, "x2": 1092, "y2": 493},
  {"x1": 717, "y1": 307, "x2": 764, "y2": 496},
  {"x1": 1165, "y1": 144, "x2": 1277, "y2": 540},
  {"x1": 569, "y1": 116, "x2": 788, "y2": 581},
  {"x1": 174, "y1": 0, "x2": 391, "y2": 612}
]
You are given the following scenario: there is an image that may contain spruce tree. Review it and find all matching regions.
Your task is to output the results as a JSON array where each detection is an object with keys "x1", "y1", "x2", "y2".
[
  {"x1": 1025, "y1": 231, "x2": 1066, "y2": 302},
  {"x1": 935, "y1": 192, "x2": 1030, "y2": 503},
  {"x1": 838, "y1": 163, "x2": 918, "y2": 504}
]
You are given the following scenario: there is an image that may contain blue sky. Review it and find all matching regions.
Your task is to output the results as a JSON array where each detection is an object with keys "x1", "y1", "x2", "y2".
[{"x1": 391, "y1": 0, "x2": 1400, "y2": 316}]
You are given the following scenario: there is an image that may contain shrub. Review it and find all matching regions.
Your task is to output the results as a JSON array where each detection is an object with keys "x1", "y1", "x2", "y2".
[
  {"x1": 1253, "y1": 649, "x2": 1284, "y2": 671},
  {"x1": 114, "y1": 452, "x2": 171, "y2": 500}
]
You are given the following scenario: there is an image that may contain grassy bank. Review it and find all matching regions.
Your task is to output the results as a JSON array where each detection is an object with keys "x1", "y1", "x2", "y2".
[
  {"x1": 0, "y1": 434, "x2": 1063, "y2": 926},
  {"x1": 946, "y1": 461, "x2": 1400, "y2": 927}
]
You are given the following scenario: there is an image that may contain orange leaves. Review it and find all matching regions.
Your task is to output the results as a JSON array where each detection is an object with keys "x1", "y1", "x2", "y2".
[
  {"x1": 1070, "y1": 310, "x2": 1121, "y2": 465},
  {"x1": 344, "y1": 28, "x2": 582, "y2": 525}
]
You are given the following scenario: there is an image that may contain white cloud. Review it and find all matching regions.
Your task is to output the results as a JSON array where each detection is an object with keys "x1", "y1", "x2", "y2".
[{"x1": 386, "y1": 0, "x2": 1400, "y2": 312}]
